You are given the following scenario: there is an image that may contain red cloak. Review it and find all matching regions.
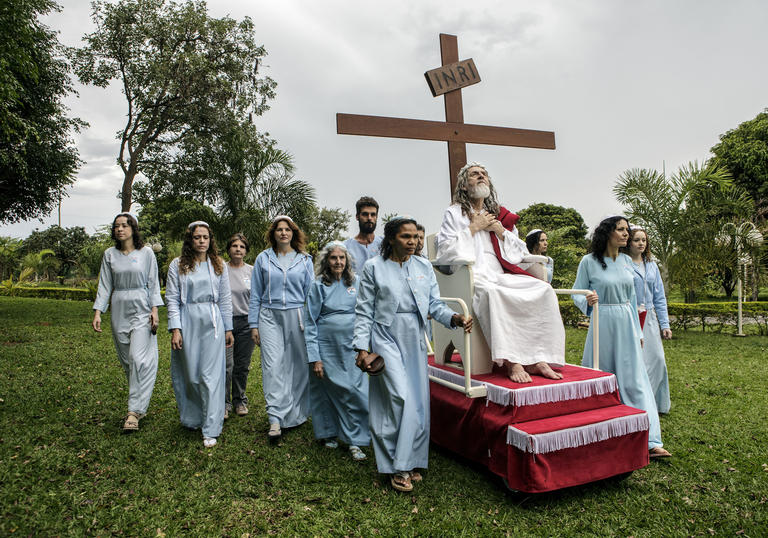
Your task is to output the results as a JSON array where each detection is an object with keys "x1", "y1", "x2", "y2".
[{"x1": 488, "y1": 206, "x2": 535, "y2": 278}]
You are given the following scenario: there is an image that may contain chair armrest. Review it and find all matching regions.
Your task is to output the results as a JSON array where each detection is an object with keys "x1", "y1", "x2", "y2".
[
  {"x1": 430, "y1": 259, "x2": 474, "y2": 276},
  {"x1": 521, "y1": 254, "x2": 548, "y2": 264}
]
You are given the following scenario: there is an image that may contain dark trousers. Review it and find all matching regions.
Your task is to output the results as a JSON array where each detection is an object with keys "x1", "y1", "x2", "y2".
[{"x1": 226, "y1": 315, "x2": 256, "y2": 407}]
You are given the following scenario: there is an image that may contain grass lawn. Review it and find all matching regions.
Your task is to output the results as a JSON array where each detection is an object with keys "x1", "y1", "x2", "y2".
[{"x1": 1, "y1": 297, "x2": 766, "y2": 536}]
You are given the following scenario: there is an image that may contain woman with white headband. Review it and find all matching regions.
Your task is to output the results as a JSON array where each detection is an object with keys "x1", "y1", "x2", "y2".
[
  {"x1": 249, "y1": 216, "x2": 314, "y2": 442},
  {"x1": 621, "y1": 225, "x2": 671, "y2": 414},
  {"x1": 572, "y1": 216, "x2": 670, "y2": 458},
  {"x1": 525, "y1": 229, "x2": 554, "y2": 283},
  {"x1": 93, "y1": 212, "x2": 164, "y2": 432},
  {"x1": 166, "y1": 221, "x2": 233, "y2": 448},
  {"x1": 304, "y1": 241, "x2": 369, "y2": 460}
]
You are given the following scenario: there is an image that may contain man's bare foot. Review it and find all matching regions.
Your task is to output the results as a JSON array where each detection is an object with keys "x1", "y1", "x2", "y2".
[
  {"x1": 523, "y1": 361, "x2": 563, "y2": 380},
  {"x1": 507, "y1": 362, "x2": 532, "y2": 383}
]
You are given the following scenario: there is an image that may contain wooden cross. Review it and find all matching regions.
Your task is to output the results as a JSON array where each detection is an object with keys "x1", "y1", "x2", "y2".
[{"x1": 337, "y1": 33, "x2": 555, "y2": 197}]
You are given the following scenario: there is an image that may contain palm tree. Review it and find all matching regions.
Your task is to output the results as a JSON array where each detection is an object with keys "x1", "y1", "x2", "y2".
[
  {"x1": 21, "y1": 249, "x2": 58, "y2": 282},
  {"x1": 0, "y1": 237, "x2": 22, "y2": 280},
  {"x1": 214, "y1": 129, "x2": 316, "y2": 254},
  {"x1": 614, "y1": 161, "x2": 753, "y2": 300}
]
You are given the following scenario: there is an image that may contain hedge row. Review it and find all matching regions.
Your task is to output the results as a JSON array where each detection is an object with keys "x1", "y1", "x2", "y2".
[
  {"x1": 3, "y1": 288, "x2": 766, "y2": 335},
  {"x1": 1, "y1": 287, "x2": 94, "y2": 301},
  {"x1": 557, "y1": 299, "x2": 768, "y2": 335},
  {"x1": 667, "y1": 302, "x2": 768, "y2": 334}
]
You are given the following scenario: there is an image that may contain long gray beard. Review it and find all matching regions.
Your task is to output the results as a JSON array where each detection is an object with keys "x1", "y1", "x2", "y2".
[{"x1": 468, "y1": 183, "x2": 490, "y2": 200}]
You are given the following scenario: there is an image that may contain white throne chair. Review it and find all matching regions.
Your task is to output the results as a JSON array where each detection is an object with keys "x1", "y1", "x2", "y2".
[
  {"x1": 426, "y1": 234, "x2": 560, "y2": 377},
  {"x1": 427, "y1": 233, "x2": 494, "y2": 375}
]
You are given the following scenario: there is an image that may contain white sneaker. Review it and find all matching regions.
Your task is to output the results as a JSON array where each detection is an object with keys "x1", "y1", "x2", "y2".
[
  {"x1": 349, "y1": 445, "x2": 366, "y2": 461},
  {"x1": 267, "y1": 423, "x2": 281, "y2": 441},
  {"x1": 203, "y1": 437, "x2": 217, "y2": 448}
]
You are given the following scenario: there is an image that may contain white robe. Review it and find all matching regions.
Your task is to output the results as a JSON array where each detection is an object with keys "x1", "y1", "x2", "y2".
[{"x1": 435, "y1": 204, "x2": 565, "y2": 367}]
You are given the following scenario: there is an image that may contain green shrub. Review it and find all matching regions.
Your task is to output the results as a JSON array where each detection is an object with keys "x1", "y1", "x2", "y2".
[
  {"x1": 558, "y1": 297, "x2": 587, "y2": 327},
  {"x1": 0, "y1": 286, "x2": 91, "y2": 301},
  {"x1": 668, "y1": 301, "x2": 768, "y2": 334}
]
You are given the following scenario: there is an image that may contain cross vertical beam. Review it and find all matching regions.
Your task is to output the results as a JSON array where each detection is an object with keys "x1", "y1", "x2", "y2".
[{"x1": 440, "y1": 34, "x2": 467, "y2": 196}]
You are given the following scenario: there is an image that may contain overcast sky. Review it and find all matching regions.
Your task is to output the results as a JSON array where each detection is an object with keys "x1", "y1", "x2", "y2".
[{"x1": 3, "y1": 0, "x2": 767, "y2": 239}]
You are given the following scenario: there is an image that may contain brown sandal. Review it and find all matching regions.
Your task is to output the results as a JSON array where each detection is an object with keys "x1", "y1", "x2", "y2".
[
  {"x1": 123, "y1": 411, "x2": 140, "y2": 432},
  {"x1": 649, "y1": 447, "x2": 671, "y2": 458},
  {"x1": 410, "y1": 471, "x2": 422, "y2": 482},
  {"x1": 390, "y1": 472, "x2": 413, "y2": 492}
]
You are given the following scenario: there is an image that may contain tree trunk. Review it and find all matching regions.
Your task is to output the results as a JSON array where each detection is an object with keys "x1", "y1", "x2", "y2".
[
  {"x1": 750, "y1": 264, "x2": 759, "y2": 301},
  {"x1": 721, "y1": 267, "x2": 735, "y2": 299},
  {"x1": 684, "y1": 289, "x2": 697, "y2": 303},
  {"x1": 121, "y1": 165, "x2": 138, "y2": 212}
]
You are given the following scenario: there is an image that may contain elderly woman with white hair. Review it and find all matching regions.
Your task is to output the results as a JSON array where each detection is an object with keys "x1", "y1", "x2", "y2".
[
  {"x1": 304, "y1": 241, "x2": 369, "y2": 460},
  {"x1": 249, "y1": 216, "x2": 314, "y2": 442}
]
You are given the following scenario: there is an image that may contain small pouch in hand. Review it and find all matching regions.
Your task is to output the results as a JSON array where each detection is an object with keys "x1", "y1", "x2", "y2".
[{"x1": 357, "y1": 352, "x2": 385, "y2": 376}]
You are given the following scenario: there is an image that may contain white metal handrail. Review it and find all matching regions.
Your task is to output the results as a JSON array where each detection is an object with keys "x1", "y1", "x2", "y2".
[
  {"x1": 554, "y1": 289, "x2": 599, "y2": 371},
  {"x1": 427, "y1": 296, "x2": 487, "y2": 399},
  {"x1": 428, "y1": 289, "x2": 600, "y2": 398}
]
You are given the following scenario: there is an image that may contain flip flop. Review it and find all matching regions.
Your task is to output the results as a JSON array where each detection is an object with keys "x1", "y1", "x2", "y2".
[
  {"x1": 649, "y1": 447, "x2": 672, "y2": 458},
  {"x1": 391, "y1": 472, "x2": 413, "y2": 492}
]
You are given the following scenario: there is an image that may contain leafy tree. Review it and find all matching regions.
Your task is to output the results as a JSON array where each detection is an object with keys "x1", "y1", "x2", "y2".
[
  {"x1": 135, "y1": 121, "x2": 318, "y2": 259},
  {"x1": 303, "y1": 207, "x2": 350, "y2": 257},
  {"x1": 0, "y1": 0, "x2": 82, "y2": 223},
  {"x1": 71, "y1": 0, "x2": 276, "y2": 211},
  {"x1": 710, "y1": 110, "x2": 768, "y2": 299},
  {"x1": 711, "y1": 109, "x2": 768, "y2": 218},
  {"x1": 516, "y1": 203, "x2": 588, "y2": 244},
  {"x1": 76, "y1": 228, "x2": 113, "y2": 278},
  {"x1": 22, "y1": 225, "x2": 89, "y2": 279}
]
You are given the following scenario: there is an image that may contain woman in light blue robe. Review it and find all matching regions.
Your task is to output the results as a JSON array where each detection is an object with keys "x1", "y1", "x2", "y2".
[
  {"x1": 166, "y1": 221, "x2": 233, "y2": 448},
  {"x1": 249, "y1": 216, "x2": 314, "y2": 441},
  {"x1": 622, "y1": 226, "x2": 671, "y2": 414},
  {"x1": 353, "y1": 217, "x2": 472, "y2": 492},
  {"x1": 305, "y1": 241, "x2": 369, "y2": 460},
  {"x1": 573, "y1": 216, "x2": 670, "y2": 457},
  {"x1": 93, "y1": 213, "x2": 163, "y2": 432}
]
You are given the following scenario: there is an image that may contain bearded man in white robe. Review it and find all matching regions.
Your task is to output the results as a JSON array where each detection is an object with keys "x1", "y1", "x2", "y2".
[{"x1": 434, "y1": 163, "x2": 565, "y2": 383}]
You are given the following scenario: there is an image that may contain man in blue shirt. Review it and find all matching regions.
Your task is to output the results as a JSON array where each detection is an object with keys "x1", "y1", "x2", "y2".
[{"x1": 344, "y1": 196, "x2": 383, "y2": 272}]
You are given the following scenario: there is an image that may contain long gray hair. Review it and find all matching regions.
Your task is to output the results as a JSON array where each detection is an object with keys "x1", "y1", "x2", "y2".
[
  {"x1": 314, "y1": 241, "x2": 355, "y2": 287},
  {"x1": 453, "y1": 162, "x2": 500, "y2": 218}
]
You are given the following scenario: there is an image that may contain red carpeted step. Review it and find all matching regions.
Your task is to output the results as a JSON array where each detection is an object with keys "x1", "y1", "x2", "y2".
[
  {"x1": 428, "y1": 356, "x2": 622, "y2": 422},
  {"x1": 501, "y1": 405, "x2": 650, "y2": 492},
  {"x1": 430, "y1": 379, "x2": 650, "y2": 493}
]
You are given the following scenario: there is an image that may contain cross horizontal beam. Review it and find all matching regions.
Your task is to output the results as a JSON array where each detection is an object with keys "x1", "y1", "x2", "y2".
[{"x1": 337, "y1": 113, "x2": 555, "y2": 150}]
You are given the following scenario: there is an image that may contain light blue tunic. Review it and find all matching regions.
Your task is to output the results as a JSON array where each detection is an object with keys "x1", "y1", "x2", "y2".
[
  {"x1": 630, "y1": 259, "x2": 671, "y2": 414},
  {"x1": 93, "y1": 246, "x2": 164, "y2": 415},
  {"x1": 344, "y1": 236, "x2": 383, "y2": 273},
  {"x1": 354, "y1": 255, "x2": 457, "y2": 474},
  {"x1": 305, "y1": 276, "x2": 370, "y2": 445},
  {"x1": 544, "y1": 256, "x2": 554, "y2": 284},
  {"x1": 573, "y1": 253, "x2": 663, "y2": 450},
  {"x1": 166, "y1": 259, "x2": 233, "y2": 438},
  {"x1": 249, "y1": 249, "x2": 314, "y2": 427}
]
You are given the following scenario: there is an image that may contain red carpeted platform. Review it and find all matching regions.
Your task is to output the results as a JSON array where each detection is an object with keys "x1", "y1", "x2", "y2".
[{"x1": 428, "y1": 355, "x2": 650, "y2": 493}]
